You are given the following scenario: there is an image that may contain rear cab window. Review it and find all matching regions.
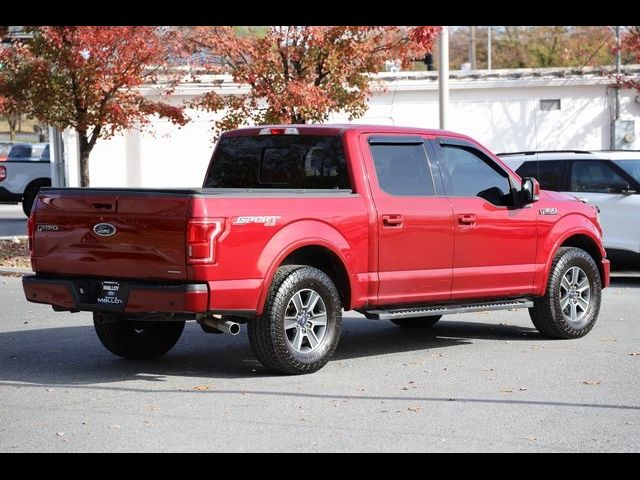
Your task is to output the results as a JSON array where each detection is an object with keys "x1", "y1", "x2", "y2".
[{"x1": 204, "y1": 134, "x2": 351, "y2": 191}]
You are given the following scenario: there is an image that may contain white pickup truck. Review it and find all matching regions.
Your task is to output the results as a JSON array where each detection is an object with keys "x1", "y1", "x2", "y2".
[{"x1": 0, "y1": 143, "x2": 51, "y2": 216}]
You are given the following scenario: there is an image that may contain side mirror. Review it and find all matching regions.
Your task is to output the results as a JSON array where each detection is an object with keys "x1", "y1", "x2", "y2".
[
  {"x1": 608, "y1": 181, "x2": 635, "y2": 195},
  {"x1": 519, "y1": 177, "x2": 540, "y2": 206}
]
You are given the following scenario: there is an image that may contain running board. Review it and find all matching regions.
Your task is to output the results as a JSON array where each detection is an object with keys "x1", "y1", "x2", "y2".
[{"x1": 364, "y1": 298, "x2": 533, "y2": 321}]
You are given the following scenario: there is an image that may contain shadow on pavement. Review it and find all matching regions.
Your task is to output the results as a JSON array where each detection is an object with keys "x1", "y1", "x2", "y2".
[
  {"x1": 2, "y1": 316, "x2": 638, "y2": 411},
  {"x1": 0, "y1": 315, "x2": 539, "y2": 385}
]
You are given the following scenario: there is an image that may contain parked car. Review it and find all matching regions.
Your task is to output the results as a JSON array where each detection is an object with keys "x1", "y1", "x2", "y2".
[
  {"x1": 0, "y1": 142, "x2": 51, "y2": 215},
  {"x1": 499, "y1": 150, "x2": 640, "y2": 267},
  {"x1": 22, "y1": 125, "x2": 609, "y2": 374}
]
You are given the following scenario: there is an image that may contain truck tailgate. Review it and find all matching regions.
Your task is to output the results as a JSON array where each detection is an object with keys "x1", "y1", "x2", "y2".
[{"x1": 32, "y1": 189, "x2": 194, "y2": 281}]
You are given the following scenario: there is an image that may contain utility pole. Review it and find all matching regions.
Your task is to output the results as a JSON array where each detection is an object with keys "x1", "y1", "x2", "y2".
[
  {"x1": 469, "y1": 26, "x2": 477, "y2": 70},
  {"x1": 611, "y1": 26, "x2": 621, "y2": 149},
  {"x1": 487, "y1": 26, "x2": 492, "y2": 71},
  {"x1": 439, "y1": 26, "x2": 449, "y2": 130},
  {"x1": 615, "y1": 25, "x2": 621, "y2": 121}
]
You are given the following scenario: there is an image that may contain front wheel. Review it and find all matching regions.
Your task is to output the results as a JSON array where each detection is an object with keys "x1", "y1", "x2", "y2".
[
  {"x1": 93, "y1": 313, "x2": 185, "y2": 359},
  {"x1": 248, "y1": 265, "x2": 342, "y2": 375},
  {"x1": 529, "y1": 247, "x2": 602, "y2": 339}
]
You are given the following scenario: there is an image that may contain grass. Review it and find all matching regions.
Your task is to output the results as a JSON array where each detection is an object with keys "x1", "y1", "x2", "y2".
[{"x1": 0, "y1": 239, "x2": 31, "y2": 270}]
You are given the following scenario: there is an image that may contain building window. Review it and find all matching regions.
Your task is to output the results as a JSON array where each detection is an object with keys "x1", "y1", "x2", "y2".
[{"x1": 539, "y1": 99, "x2": 561, "y2": 111}]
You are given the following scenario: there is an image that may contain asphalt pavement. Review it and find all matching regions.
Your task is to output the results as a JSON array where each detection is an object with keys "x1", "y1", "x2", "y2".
[
  {"x1": 1, "y1": 274, "x2": 639, "y2": 452},
  {"x1": 0, "y1": 204, "x2": 26, "y2": 238}
]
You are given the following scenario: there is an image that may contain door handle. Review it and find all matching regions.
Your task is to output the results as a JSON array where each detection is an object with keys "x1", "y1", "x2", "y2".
[
  {"x1": 457, "y1": 214, "x2": 477, "y2": 226},
  {"x1": 382, "y1": 214, "x2": 403, "y2": 227}
]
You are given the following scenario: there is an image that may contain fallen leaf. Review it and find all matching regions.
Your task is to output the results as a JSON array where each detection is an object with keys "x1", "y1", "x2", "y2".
[
  {"x1": 402, "y1": 387, "x2": 409, "y2": 390},
  {"x1": 583, "y1": 380, "x2": 601, "y2": 385},
  {"x1": 356, "y1": 388, "x2": 365, "y2": 392},
  {"x1": 600, "y1": 337, "x2": 617, "y2": 342},
  {"x1": 109, "y1": 425, "x2": 121, "y2": 430},
  {"x1": 407, "y1": 406, "x2": 423, "y2": 412},
  {"x1": 519, "y1": 387, "x2": 528, "y2": 391},
  {"x1": 56, "y1": 432, "x2": 64, "y2": 437},
  {"x1": 629, "y1": 352, "x2": 640, "y2": 356},
  {"x1": 193, "y1": 384, "x2": 211, "y2": 391},
  {"x1": 501, "y1": 389, "x2": 513, "y2": 393}
]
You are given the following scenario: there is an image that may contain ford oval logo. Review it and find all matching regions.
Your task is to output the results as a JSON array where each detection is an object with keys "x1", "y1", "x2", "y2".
[{"x1": 93, "y1": 223, "x2": 116, "y2": 237}]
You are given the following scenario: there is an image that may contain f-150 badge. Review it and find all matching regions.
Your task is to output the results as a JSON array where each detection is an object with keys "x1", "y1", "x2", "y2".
[
  {"x1": 539, "y1": 208, "x2": 558, "y2": 215},
  {"x1": 233, "y1": 216, "x2": 281, "y2": 227}
]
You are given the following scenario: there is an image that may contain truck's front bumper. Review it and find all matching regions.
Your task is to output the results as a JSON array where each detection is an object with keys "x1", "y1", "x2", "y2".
[{"x1": 22, "y1": 275, "x2": 209, "y2": 314}]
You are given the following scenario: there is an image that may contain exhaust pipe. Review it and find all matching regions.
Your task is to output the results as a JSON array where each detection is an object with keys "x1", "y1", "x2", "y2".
[{"x1": 202, "y1": 317, "x2": 241, "y2": 336}]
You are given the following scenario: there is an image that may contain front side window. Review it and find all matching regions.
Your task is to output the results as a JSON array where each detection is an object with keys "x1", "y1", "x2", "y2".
[
  {"x1": 570, "y1": 160, "x2": 627, "y2": 193},
  {"x1": 442, "y1": 145, "x2": 512, "y2": 204},
  {"x1": 369, "y1": 143, "x2": 434, "y2": 196}
]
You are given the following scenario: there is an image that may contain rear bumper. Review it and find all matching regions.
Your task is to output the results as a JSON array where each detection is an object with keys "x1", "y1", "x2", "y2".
[
  {"x1": 22, "y1": 275, "x2": 209, "y2": 313},
  {"x1": 0, "y1": 187, "x2": 22, "y2": 202},
  {"x1": 601, "y1": 258, "x2": 611, "y2": 289}
]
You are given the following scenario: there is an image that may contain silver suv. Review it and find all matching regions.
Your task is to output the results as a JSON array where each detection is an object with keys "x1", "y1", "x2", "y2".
[{"x1": 499, "y1": 150, "x2": 640, "y2": 268}]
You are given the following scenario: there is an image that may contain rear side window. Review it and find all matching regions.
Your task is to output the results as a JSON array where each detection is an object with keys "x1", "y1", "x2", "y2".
[
  {"x1": 515, "y1": 160, "x2": 567, "y2": 191},
  {"x1": 369, "y1": 143, "x2": 434, "y2": 196},
  {"x1": 204, "y1": 135, "x2": 350, "y2": 190}
]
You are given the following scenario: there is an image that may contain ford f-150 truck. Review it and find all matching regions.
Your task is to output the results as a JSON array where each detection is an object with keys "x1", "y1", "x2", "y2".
[{"x1": 22, "y1": 124, "x2": 610, "y2": 374}]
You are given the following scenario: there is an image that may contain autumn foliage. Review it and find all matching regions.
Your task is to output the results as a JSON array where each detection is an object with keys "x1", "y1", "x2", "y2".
[
  {"x1": 0, "y1": 43, "x2": 33, "y2": 141},
  {"x1": 182, "y1": 26, "x2": 440, "y2": 136},
  {"x1": 620, "y1": 27, "x2": 640, "y2": 92},
  {"x1": 1, "y1": 26, "x2": 188, "y2": 186}
]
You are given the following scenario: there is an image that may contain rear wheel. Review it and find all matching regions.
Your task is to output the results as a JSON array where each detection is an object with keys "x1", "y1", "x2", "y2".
[
  {"x1": 529, "y1": 247, "x2": 601, "y2": 339},
  {"x1": 248, "y1": 265, "x2": 342, "y2": 375},
  {"x1": 390, "y1": 315, "x2": 442, "y2": 328},
  {"x1": 93, "y1": 313, "x2": 185, "y2": 359}
]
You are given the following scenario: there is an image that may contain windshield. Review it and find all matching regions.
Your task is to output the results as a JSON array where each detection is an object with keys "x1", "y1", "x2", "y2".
[{"x1": 613, "y1": 160, "x2": 640, "y2": 184}]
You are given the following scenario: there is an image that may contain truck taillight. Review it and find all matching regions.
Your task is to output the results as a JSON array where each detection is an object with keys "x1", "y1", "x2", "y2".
[
  {"x1": 27, "y1": 212, "x2": 35, "y2": 256},
  {"x1": 0, "y1": 166, "x2": 6, "y2": 181},
  {"x1": 187, "y1": 218, "x2": 224, "y2": 264}
]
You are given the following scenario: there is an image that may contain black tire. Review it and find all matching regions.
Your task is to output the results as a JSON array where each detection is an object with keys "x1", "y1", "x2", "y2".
[
  {"x1": 390, "y1": 315, "x2": 442, "y2": 328},
  {"x1": 248, "y1": 265, "x2": 342, "y2": 375},
  {"x1": 22, "y1": 180, "x2": 49, "y2": 216},
  {"x1": 93, "y1": 312, "x2": 185, "y2": 359},
  {"x1": 529, "y1": 247, "x2": 601, "y2": 339}
]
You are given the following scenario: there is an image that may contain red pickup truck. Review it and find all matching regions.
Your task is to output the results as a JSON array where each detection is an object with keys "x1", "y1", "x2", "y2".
[{"x1": 22, "y1": 124, "x2": 610, "y2": 374}]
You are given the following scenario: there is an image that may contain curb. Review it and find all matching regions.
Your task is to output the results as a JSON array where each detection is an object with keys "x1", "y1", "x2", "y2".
[{"x1": 0, "y1": 266, "x2": 32, "y2": 276}]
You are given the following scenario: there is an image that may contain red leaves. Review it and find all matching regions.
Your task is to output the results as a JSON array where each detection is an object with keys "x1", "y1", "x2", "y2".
[
  {"x1": 620, "y1": 28, "x2": 640, "y2": 92},
  {"x1": 183, "y1": 26, "x2": 440, "y2": 136},
  {"x1": 3, "y1": 26, "x2": 188, "y2": 142}
]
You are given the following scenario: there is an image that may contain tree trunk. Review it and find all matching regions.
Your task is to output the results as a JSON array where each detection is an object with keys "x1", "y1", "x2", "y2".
[
  {"x1": 7, "y1": 113, "x2": 18, "y2": 141},
  {"x1": 77, "y1": 130, "x2": 92, "y2": 187}
]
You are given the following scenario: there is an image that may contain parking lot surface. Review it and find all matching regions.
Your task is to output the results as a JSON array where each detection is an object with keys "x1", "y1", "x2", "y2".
[{"x1": 0, "y1": 275, "x2": 638, "y2": 452}]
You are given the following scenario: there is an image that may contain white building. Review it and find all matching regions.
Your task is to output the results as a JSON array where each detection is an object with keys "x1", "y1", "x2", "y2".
[{"x1": 59, "y1": 65, "x2": 640, "y2": 188}]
